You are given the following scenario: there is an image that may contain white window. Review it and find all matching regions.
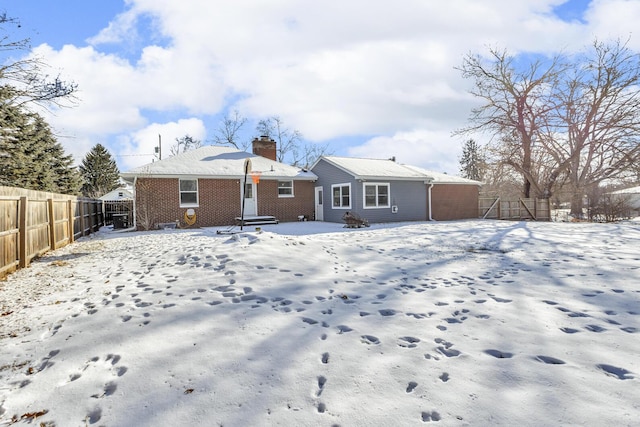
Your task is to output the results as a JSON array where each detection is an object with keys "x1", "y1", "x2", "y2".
[
  {"x1": 180, "y1": 179, "x2": 198, "y2": 207},
  {"x1": 363, "y1": 183, "x2": 390, "y2": 208},
  {"x1": 332, "y1": 183, "x2": 351, "y2": 209},
  {"x1": 278, "y1": 180, "x2": 294, "y2": 197},
  {"x1": 244, "y1": 182, "x2": 253, "y2": 199}
]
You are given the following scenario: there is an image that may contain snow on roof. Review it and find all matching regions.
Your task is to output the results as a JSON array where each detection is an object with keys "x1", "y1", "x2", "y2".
[
  {"x1": 319, "y1": 156, "x2": 429, "y2": 181},
  {"x1": 318, "y1": 156, "x2": 482, "y2": 185},
  {"x1": 99, "y1": 188, "x2": 133, "y2": 201},
  {"x1": 121, "y1": 145, "x2": 317, "y2": 181},
  {"x1": 611, "y1": 185, "x2": 640, "y2": 195},
  {"x1": 403, "y1": 164, "x2": 483, "y2": 185}
]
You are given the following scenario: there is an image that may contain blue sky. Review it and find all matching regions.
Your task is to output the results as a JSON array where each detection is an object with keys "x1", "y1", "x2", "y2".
[{"x1": 1, "y1": 0, "x2": 635, "y2": 174}]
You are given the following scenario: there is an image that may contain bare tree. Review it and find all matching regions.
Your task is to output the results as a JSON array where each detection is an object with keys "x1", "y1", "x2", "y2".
[
  {"x1": 458, "y1": 40, "x2": 640, "y2": 217},
  {"x1": 587, "y1": 184, "x2": 633, "y2": 222},
  {"x1": 169, "y1": 134, "x2": 202, "y2": 156},
  {"x1": 256, "y1": 116, "x2": 332, "y2": 167},
  {"x1": 456, "y1": 48, "x2": 568, "y2": 198},
  {"x1": 133, "y1": 167, "x2": 158, "y2": 231},
  {"x1": 212, "y1": 110, "x2": 247, "y2": 149},
  {"x1": 256, "y1": 116, "x2": 302, "y2": 163},
  {"x1": 0, "y1": 13, "x2": 77, "y2": 108},
  {"x1": 538, "y1": 40, "x2": 640, "y2": 216}
]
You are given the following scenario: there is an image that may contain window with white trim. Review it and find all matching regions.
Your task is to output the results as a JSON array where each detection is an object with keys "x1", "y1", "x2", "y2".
[
  {"x1": 363, "y1": 183, "x2": 390, "y2": 208},
  {"x1": 278, "y1": 180, "x2": 294, "y2": 197},
  {"x1": 179, "y1": 179, "x2": 198, "y2": 206},
  {"x1": 332, "y1": 183, "x2": 351, "y2": 209}
]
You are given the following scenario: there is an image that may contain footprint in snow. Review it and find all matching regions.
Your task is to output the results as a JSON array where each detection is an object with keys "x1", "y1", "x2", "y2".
[
  {"x1": 398, "y1": 336, "x2": 420, "y2": 348},
  {"x1": 584, "y1": 324, "x2": 607, "y2": 333},
  {"x1": 85, "y1": 407, "x2": 102, "y2": 424},
  {"x1": 361, "y1": 335, "x2": 380, "y2": 345},
  {"x1": 597, "y1": 364, "x2": 634, "y2": 380},
  {"x1": 316, "y1": 376, "x2": 326, "y2": 397},
  {"x1": 379, "y1": 309, "x2": 397, "y2": 317},
  {"x1": 421, "y1": 411, "x2": 441, "y2": 422},
  {"x1": 484, "y1": 349, "x2": 513, "y2": 359},
  {"x1": 436, "y1": 346, "x2": 460, "y2": 358},
  {"x1": 535, "y1": 355, "x2": 565, "y2": 365},
  {"x1": 336, "y1": 325, "x2": 353, "y2": 334}
]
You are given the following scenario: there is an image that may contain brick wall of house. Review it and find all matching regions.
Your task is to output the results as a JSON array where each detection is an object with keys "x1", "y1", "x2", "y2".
[
  {"x1": 199, "y1": 179, "x2": 243, "y2": 226},
  {"x1": 431, "y1": 184, "x2": 479, "y2": 220},
  {"x1": 135, "y1": 177, "x2": 315, "y2": 229},
  {"x1": 257, "y1": 180, "x2": 315, "y2": 221}
]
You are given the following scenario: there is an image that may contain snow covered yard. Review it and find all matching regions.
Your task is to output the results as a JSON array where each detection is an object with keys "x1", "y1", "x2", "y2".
[{"x1": 0, "y1": 220, "x2": 638, "y2": 426}]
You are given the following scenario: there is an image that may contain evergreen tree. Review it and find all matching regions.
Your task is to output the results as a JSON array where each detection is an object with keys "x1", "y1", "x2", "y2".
[
  {"x1": 0, "y1": 88, "x2": 82, "y2": 194},
  {"x1": 459, "y1": 139, "x2": 485, "y2": 181},
  {"x1": 26, "y1": 113, "x2": 62, "y2": 191},
  {"x1": 79, "y1": 143, "x2": 121, "y2": 197},
  {"x1": 0, "y1": 96, "x2": 30, "y2": 187},
  {"x1": 49, "y1": 140, "x2": 82, "y2": 195}
]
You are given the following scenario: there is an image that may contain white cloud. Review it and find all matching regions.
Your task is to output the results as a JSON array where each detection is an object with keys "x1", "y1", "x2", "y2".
[
  {"x1": 586, "y1": 0, "x2": 640, "y2": 49},
  {"x1": 86, "y1": 8, "x2": 141, "y2": 46},
  {"x1": 348, "y1": 130, "x2": 466, "y2": 174},
  {"x1": 117, "y1": 118, "x2": 207, "y2": 170},
  {"x1": 18, "y1": 0, "x2": 640, "y2": 174}
]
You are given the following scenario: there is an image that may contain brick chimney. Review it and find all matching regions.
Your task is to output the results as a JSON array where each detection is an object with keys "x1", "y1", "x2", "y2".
[{"x1": 252, "y1": 136, "x2": 277, "y2": 161}]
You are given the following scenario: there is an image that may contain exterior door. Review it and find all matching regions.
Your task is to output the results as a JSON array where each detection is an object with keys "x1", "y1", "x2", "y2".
[
  {"x1": 315, "y1": 186, "x2": 324, "y2": 221},
  {"x1": 242, "y1": 181, "x2": 257, "y2": 216}
]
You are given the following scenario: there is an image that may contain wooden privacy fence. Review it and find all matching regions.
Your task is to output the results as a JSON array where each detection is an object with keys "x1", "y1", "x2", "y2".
[
  {"x1": 0, "y1": 187, "x2": 104, "y2": 278},
  {"x1": 479, "y1": 197, "x2": 550, "y2": 221}
]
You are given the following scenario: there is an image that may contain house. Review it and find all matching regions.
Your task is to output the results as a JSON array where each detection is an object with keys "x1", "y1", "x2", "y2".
[
  {"x1": 610, "y1": 186, "x2": 640, "y2": 217},
  {"x1": 99, "y1": 187, "x2": 133, "y2": 201},
  {"x1": 403, "y1": 165, "x2": 483, "y2": 220},
  {"x1": 99, "y1": 187, "x2": 134, "y2": 229},
  {"x1": 121, "y1": 137, "x2": 317, "y2": 229},
  {"x1": 310, "y1": 156, "x2": 481, "y2": 223}
]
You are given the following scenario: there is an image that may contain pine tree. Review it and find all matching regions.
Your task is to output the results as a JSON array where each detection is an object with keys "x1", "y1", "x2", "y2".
[
  {"x1": 48, "y1": 139, "x2": 82, "y2": 195},
  {"x1": 0, "y1": 88, "x2": 82, "y2": 194},
  {"x1": 459, "y1": 139, "x2": 485, "y2": 181},
  {"x1": 26, "y1": 113, "x2": 61, "y2": 191},
  {"x1": 0, "y1": 97, "x2": 30, "y2": 187},
  {"x1": 79, "y1": 143, "x2": 121, "y2": 198}
]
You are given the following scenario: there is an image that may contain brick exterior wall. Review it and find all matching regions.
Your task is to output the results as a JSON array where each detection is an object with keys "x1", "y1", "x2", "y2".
[
  {"x1": 431, "y1": 184, "x2": 479, "y2": 220},
  {"x1": 257, "y1": 180, "x2": 315, "y2": 221},
  {"x1": 135, "y1": 177, "x2": 315, "y2": 229}
]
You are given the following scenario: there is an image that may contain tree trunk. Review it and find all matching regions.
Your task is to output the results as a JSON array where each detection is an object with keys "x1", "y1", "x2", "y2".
[
  {"x1": 569, "y1": 191, "x2": 584, "y2": 218},
  {"x1": 523, "y1": 179, "x2": 531, "y2": 199}
]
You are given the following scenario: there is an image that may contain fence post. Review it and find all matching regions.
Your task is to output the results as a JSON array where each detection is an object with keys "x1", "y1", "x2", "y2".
[
  {"x1": 19, "y1": 196, "x2": 28, "y2": 268},
  {"x1": 79, "y1": 199, "x2": 85, "y2": 236},
  {"x1": 68, "y1": 199, "x2": 75, "y2": 243},
  {"x1": 48, "y1": 198, "x2": 56, "y2": 250}
]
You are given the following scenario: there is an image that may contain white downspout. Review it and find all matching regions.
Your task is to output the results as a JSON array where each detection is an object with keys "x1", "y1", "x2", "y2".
[{"x1": 428, "y1": 182, "x2": 434, "y2": 221}]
